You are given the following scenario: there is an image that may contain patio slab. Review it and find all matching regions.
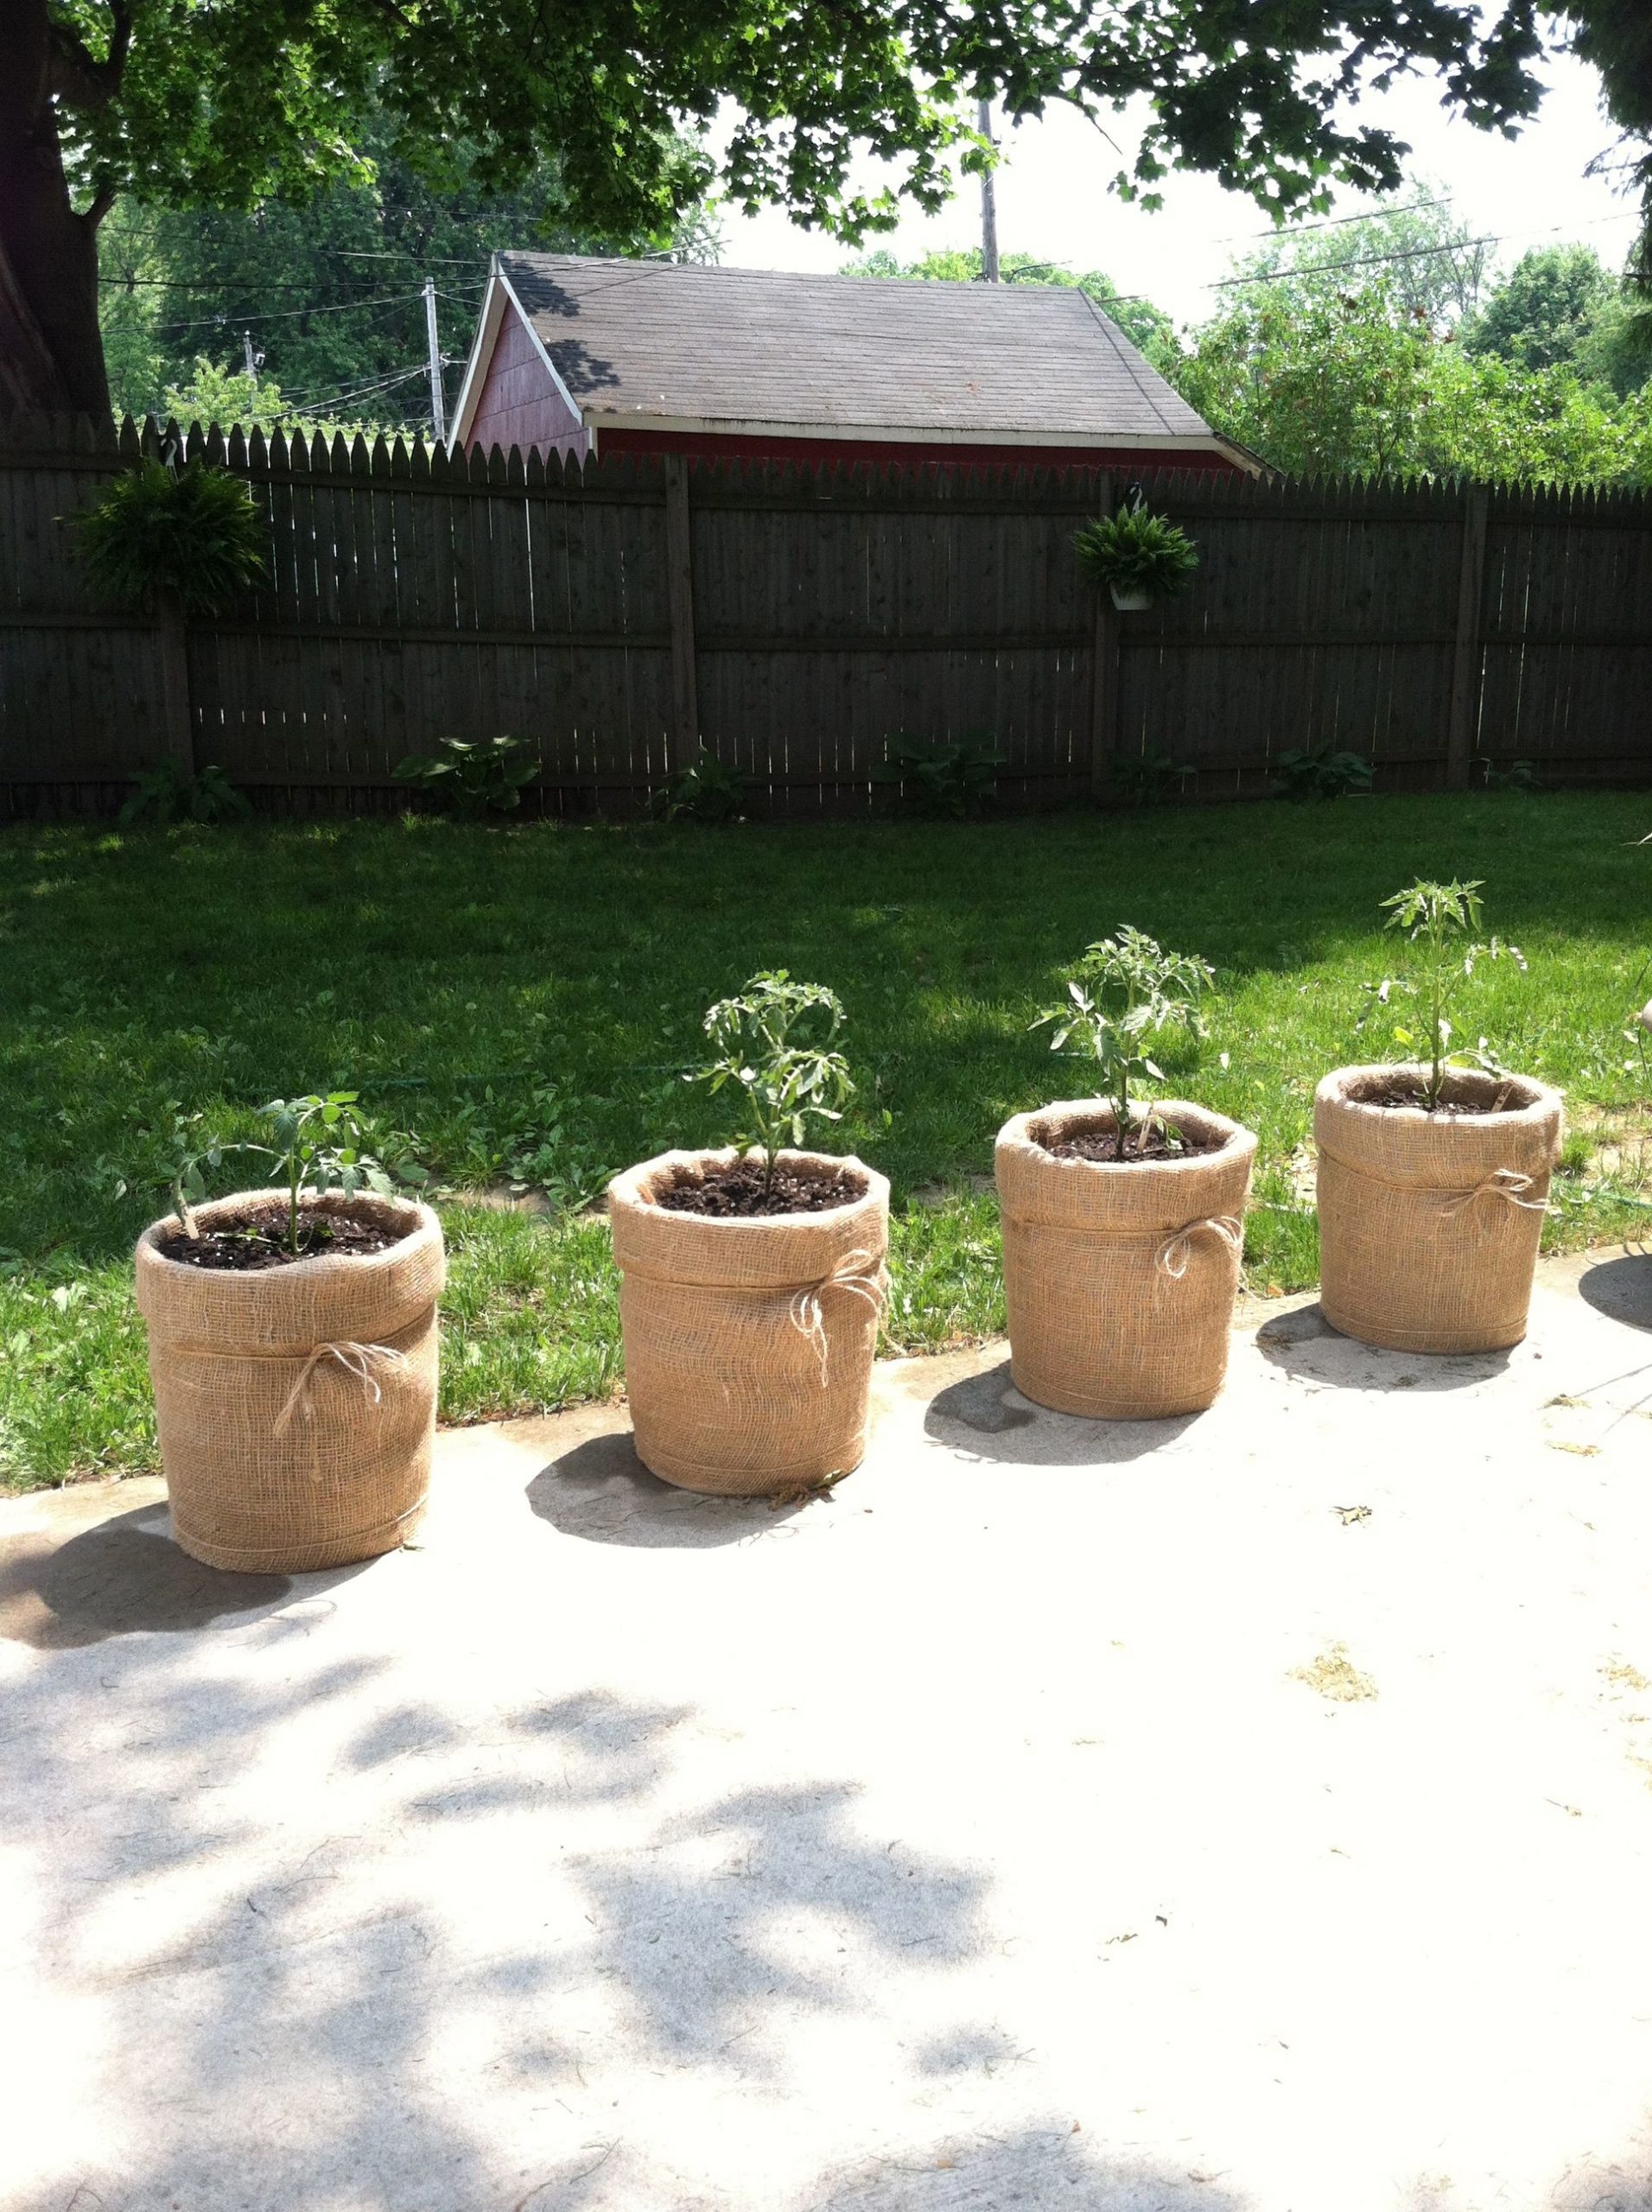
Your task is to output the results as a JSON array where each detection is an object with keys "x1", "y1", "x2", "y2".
[{"x1": 5, "y1": 1252, "x2": 1652, "y2": 2212}]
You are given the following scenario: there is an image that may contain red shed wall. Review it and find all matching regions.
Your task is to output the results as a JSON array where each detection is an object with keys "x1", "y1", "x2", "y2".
[
  {"x1": 597, "y1": 427, "x2": 1249, "y2": 476},
  {"x1": 466, "y1": 303, "x2": 589, "y2": 461}
]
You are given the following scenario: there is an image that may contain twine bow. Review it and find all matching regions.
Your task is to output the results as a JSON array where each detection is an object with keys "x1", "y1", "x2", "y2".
[
  {"x1": 788, "y1": 1248, "x2": 888, "y2": 1386},
  {"x1": 1436, "y1": 1168, "x2": 1547, "y2": 1221},
  {"x1": 271, "y1": 1340, "x2": 409, "y2": 1436},
  {"x1": 1154, "y1": 1214, "x2": 1245, "y2": 1280}
]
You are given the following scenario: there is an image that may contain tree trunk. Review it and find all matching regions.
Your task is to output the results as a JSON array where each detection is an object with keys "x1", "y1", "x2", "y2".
[{"x1": 0, "y1": 0, "x2": 111, "y2": 418}]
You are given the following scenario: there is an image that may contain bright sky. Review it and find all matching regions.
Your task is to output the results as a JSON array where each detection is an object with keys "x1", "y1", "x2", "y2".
[{"x1": 716, "y1": 46, "x2": 1640, "y2": 328}]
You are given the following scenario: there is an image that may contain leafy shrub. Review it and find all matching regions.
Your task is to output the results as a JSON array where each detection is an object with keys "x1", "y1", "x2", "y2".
[
  {"x1": 1358, "y1": 877, "x2": 1527, "y2": 1109},
  {"x1": 437, "y1": 1080, "x2": 612, "y2": 1210},
  {"x1": 870, "y1": 736, "x2": 1005, "y2": 819},
  {"x1": 656, "y1": 746, "x2": 748, "y2": 823},
  {"x1": 395, "y1": 734, "x2": 541, "y2": 817},
  {"x1": 119, "y1": 760, "x2": 251, "y2": 826},
  {"x1": 1073, "y1": 505, "x2": 1199, "y2": 601},
  {"x1": 692, "y1": 971, "x2": 855, "y2": 1194},
  {"x1": 1478, "y1": 756, "x2": 1539, "y2": 792},
  {"x1": 75, "y1": 459, "x2": 267, "y2": 616},
  {"x1": 1032, "y1": 926, "x2": 1216, "y2": 1160},
  {"x1": 1111, "y1": 751, "x2": 1196, "y2": 806},
  {"x1": 1274, "y1": 745, "x2": 1374, "y2": 801}
]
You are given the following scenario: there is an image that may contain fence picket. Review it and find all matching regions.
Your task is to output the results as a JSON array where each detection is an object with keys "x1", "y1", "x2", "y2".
[{"x1": 2, "y1": 416, "x2": 1649, "y2": 815}]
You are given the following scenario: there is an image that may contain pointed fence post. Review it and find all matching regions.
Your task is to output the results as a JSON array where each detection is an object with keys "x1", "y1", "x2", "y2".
[
  {"x1": 1446, "y1": 485, "x2": 1489, "y2": 791},
  {"x1": 664, "y1": 454, "x2": 697, "y2": 776}
]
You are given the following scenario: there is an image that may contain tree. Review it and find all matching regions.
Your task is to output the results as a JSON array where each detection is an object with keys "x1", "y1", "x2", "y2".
[
  {"x1": 1176, "y1": 281, "x2": 1439, "y2": 477},
  {"x1": 1173, "y1": 269, "x2": 1652, "y2": 485},
  {"x1": 1463, "y1": 243, "x2": 1649, "y2": 394},
  {"x1": 8, "y1": 0, "x2": 1550, "y2": 419},
  {"x1": 1465, "y1": 244, "x2": 1614, "y2": 371},
  {"x1": 843, "y1": 245, "x2": 1177, "y2": 372},
  {"x1": 97, "y1": 125, "x2": 717, "y2": 429},
  {"x1": 1221, "y1": 190, "x2": 1493, "y2": 329}
]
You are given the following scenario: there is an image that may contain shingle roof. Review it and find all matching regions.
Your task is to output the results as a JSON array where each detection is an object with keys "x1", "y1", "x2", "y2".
[{"x1": 493, "y1": 253, "x2": 1215, "y2": 444}]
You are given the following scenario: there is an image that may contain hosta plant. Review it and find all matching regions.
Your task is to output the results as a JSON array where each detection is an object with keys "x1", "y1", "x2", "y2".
[
  {"x1": 1033, "y1": 926, "x2": 1215, "y2": 1160},
  {"x1": 119, "y1": 761, "x2": 251, "y2": 826},
  {"x1": 657, "y1": 747, "x2": 749, "y2": 823},
  {"x1": 396, "y1": 734, "x2": 541, "y2": 817},
  {"x1": 871, "y1": 735, "x2": 1005, "y2": 818}
]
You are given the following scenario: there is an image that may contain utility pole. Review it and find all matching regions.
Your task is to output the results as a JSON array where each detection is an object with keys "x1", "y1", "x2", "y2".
[
  {"x1": 423, "y1": 276, "x2": 447, "y2": 444},
  {"x1": 242, "y1": 329, "x2": 260, "y2": 382},
  {"x1": 978, "y1": 98, "x2": 1000, "y2": 283}
]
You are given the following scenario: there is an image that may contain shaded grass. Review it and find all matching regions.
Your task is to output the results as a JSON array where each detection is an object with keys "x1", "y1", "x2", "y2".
[{"x1": 2, "y1": 793, "x2": 1649, "y2": 1489}]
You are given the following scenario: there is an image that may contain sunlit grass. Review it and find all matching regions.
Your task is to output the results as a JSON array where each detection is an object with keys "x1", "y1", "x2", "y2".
[{"x1": 2, "y1": 792, "x2": 1649, "y2": 1489}]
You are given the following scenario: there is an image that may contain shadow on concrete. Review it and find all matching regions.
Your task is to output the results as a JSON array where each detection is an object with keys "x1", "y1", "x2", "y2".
[
  {"x1": 525, "y1": 1430, "x2": 807, "y2": 1548},
  {"x1": 804, "y1": 2128, "x2": 1251, "y2": 2209},
  {"x1": 924, "y1": 1357, "x2": 1199, "y2": 1465},
  {"x1": 1578, "y1": 1252, "x2": 1652, "y2": 1332},
  {"x1": 4, "y1": 1609, "x2": 1004, "y2": 2204},
  {"x1": 1255, "y1": 1302, "x2": 1511, "y2": 1391},
  {"x1": 0, "y1": 1502, "x2": 295, "y2": 1649}
]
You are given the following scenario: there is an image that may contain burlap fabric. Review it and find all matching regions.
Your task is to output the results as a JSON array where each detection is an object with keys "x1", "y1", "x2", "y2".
[
  {"x1": 996, "y1": 1099, "x2": 1256, "y2": 1420},
  {"x1": 1315, "y1": 1064, "x2": 1562, "y2": 1354},
  {"x1": 135, "y1": 1189, "x2": 445, "y2": 1572},
  {"x1": 608, "y1": 1148, "x2": 890, "y2": 1494}
]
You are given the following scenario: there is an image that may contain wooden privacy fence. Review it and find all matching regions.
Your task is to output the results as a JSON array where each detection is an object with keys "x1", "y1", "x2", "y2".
[{"x1": 2, "y1": 411, "x2": 1650, "y2": 817}]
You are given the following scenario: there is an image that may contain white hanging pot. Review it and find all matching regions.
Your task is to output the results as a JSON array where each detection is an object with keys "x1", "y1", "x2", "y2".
[{"x1": 1109, "y1": 582, "x2": 1153, "y2": 613}]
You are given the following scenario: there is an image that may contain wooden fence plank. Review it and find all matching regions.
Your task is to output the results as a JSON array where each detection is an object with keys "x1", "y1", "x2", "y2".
[{"x1": 3, "y1": 425, "x2": 1651, "y2": 811}]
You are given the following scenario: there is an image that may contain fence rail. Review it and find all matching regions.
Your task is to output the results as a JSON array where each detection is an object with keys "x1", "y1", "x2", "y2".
[{"x1": 2, "y1": 410, "x2": 1649, "y2": 818}]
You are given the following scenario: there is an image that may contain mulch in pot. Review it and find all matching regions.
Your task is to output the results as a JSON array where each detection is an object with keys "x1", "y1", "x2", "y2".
[
  {"x1": 155, "y1": 1198, "x2": 413, "y2": 1272},
  {"x1": 1038, "y1": 1116, "x2": 1229, "y2": 1167},
  {"x1": 655, "y1": 1160, "x2": 867, "y2": 1218},
  {"x1": 1353, "y1": 1071, "x2": 1528, "y2": 1116}
]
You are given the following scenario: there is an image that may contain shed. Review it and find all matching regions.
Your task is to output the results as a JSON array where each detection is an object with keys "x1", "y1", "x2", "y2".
[{"x1": 451, "y1": 252, "x2": 1253, "y2": 475}]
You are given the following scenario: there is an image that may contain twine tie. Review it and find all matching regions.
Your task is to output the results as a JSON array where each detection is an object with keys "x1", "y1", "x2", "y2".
[
  {"x1": 1154, "y1": 1215, "x2": 1245, "y2": 1279},
  {"x1": 788, "y1": 1248, "x2": 889, "y2": 1386},
  {"x1": 1436, "y1": 1168, "x2": 1547, "y2": 1220},
  {"x1": 270, "y1": 1341, "x2": 409, "y2": 1435}
]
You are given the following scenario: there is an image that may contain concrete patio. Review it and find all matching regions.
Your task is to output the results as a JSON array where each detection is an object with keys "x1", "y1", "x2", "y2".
[{"x1": 5, "y1": 1253, "x2": 1652, "y2": 2212}]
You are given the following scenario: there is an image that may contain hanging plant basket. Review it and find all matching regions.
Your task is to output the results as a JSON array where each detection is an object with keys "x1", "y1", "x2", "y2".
[{"x1": 1073, "y1": 505, "x2": 1199, "y2": 613}]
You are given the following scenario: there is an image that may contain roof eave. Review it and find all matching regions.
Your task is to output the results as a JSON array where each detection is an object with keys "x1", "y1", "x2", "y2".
[{"x1": 580, "y1": 411, "x2": 1224, "y2": 450}]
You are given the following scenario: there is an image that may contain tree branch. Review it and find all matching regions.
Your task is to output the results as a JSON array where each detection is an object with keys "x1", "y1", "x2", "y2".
[
  {"x1": 82, "y1": 176, "x2": 118, "y2": 227},
  {"x1": 47, "y1": 0, "x2": 131, "y2": 111}
]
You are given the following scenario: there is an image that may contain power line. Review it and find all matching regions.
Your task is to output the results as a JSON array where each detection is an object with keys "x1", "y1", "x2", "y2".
[
  {"x1": 1101, "y1": 204, "x2": 1646, "y2": 308},
  {"x1": 1218, "y1": 194, "x2": 1458, "y2": 245},
  {"x1": 277, "y1": 361, "x2": 434, "y2": 411},
  {"x1": 148, "y1": 289, "x2": 427, "y2": 335}
]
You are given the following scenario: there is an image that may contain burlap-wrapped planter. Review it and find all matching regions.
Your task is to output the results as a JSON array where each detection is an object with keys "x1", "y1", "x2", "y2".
[
  {"x1": 1315, "y1": 1064, "x2": 1563, "y2": 1354},
  {"x1": 608, "y1": 1148, "x2": 889, "y2": 1495},
  {"x1": 996, "y1": 1100, "x2": 1256, "y2": 1420},
  {"x1": 135, "y1": 1189, "x2": 445, "y2": 1573}
]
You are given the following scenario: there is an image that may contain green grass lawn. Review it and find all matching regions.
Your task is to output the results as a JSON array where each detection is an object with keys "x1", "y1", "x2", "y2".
[{"x1": 3, "y1": 792, "x2": 1650, "y2": 1491}]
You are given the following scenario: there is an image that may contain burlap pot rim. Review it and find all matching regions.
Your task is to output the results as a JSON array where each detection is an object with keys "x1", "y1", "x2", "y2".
[
  {"x1": 1317, "y1": 1062, "x2": 1560, "y2": 1128},
  {"x1": 997, "y1": 1100, "x2": 1256, "y2": 1240},
  {"x1": 136, "y1": 1187, "x2": 444, "y2": 1338},
  {"x1": 1005, "y1": 1097, "x2": 1256, "y2": 1175},
  {"x1": 609, "y1": 1148, "x2": 890, "y2": 1293}
]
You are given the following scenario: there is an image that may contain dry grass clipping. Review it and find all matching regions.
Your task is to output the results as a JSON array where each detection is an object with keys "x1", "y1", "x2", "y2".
[{"x1": 1292, "y1": 1643, "x2": 1378, "y2": 1702}]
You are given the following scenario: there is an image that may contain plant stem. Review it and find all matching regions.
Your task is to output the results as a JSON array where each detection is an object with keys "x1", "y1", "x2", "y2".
[{"x1": 289, "y1": 1152, "x2": 301, "y2": 1255}]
